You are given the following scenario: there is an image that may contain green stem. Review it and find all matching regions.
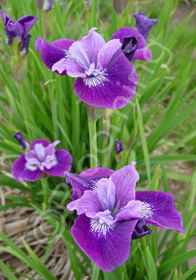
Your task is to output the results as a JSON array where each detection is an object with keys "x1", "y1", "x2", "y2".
[
  {"x1": 91, "y1": 262, "x2": 100, "y2": 280},
  {"x1": 41, "y1": 178, "x2": 48, "y2": 211},
  {"x1": 88, "y1": 120, "x2": 97, "y2": 168}
]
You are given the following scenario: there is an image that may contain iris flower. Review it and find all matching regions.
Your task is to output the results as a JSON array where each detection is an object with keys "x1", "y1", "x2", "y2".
[
  {"x1": 35, "y1": 27, "x2": 153, "y2": 109},
  {"x1": 12, "y1": 138, "x2": 72, "y2": 182},
  {"x1": 66, "y1": 162, "x2": 184, "y2": 271},
  {"x1": 1, "y1": 10, "x2": 37, "y2": 55},
  {"x1": 115, "y1": 139, "x2": 123, "y2": 154},
  {"x1": 133, "y1": 12, "x2": 159, "y2": 39}
]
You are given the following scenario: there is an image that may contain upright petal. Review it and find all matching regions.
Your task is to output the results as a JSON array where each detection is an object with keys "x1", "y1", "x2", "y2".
[
  {"x1": 30, "y1": 139, "x2": 50, "y2": 148},
  {"x1": 11, "y1": 154, "x2": 42, "y2": 182},
  {"x1": 136, "y1": 191, "x2": 185, "y2": 233},
  {"x1": 80, "y1": 28, "x2": 105, "y2": 65},
  {"x1": 71, "y1": 215, "x2": 138, "y2": 271},
  {"x1": 133, "y1": 13, "x2": 158, "y2": 39},
  {"x1": 17, "y1": 15, "x2": 38, "y2": 36},
  {"x1": 111, "y1": 163, "x2": 139, "y2": 209}
]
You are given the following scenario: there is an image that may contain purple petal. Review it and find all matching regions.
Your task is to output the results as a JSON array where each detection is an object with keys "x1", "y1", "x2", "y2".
[
  {"x1": 136, "y1": 191, "x2": 185, "y2": 233},
  {"x1": 66, "y1": 167, "x2": 114, "y2": 200},
  {"x1": 71, "y1": 215, "x2": 138, "y2": 271},
  {"x1": 97, "y1": 39, "x2": 122, "y2": 69},
  {"x1": 114, "y1": 200, "x2": 143, "y2": 223},
  {"x1": 80, "y1": 28, "x2": 105, "y2": 65},
  {"x1": 67, "y1": 190, "x2": 102, "y2": 218},
  {"x1": 52, "y1": 58, "x2": 85, "y2": 77},
  {"x1": 111, "y1": 27, "x2": 146, "y2": 49},
  {"x1": 73, "y1": 49, "x2": 138, "y2": 109},
  {"x1": 17, "y1": 15, "x2": 38, "y2": 36},
  {"x1": 96, "y1": 178, "x2": 116, "y2": 211},
  {"x1": 52, "y1": 38, "x2": 75, "y2": 49},
  {"x1": 132, "y1": 47, "x2": 152, "y2": 61},
  {"x1": 35, "y1": 36, "x2": 72, "y2": 74},
  {"x1": 44, "y1": 149, "x2": 72, "y2": 176},
  {"x1": 133, "y1": 13, "x2": 158, "y2": 39},
  {"x1": 111, "y1": 162, "x2": 139, "y2": 208},
  {"x1": 121, "y1": 36, "x2": 139, "y2": 61},
  {"x1": 11, "y1": 154, "x2": 42, "y2": 182},
  {"x1": 43, "y1": 0, "x2": 53, "y2": 11},
  {"x1": 30, "y1": 139, "x2": 50, "y2": 148},
  {"x1": 20, "y1": 33, "x2": 31, "y2": 55},
  {"x1": 132, "y1": 218, "x2": 153, "y2": 239}
]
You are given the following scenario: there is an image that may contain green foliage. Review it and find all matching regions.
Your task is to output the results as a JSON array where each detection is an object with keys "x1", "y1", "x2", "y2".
[{"x1": 0, "y1": 0, "x2": 195, "y2": 279}]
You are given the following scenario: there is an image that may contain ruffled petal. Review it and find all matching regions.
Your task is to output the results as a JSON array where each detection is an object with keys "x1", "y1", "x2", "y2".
[
  {"x1": 11, "y1": 154, "x2": 42, "y2": 182},
  {"x1": 52, "y1": 38, "x2": 75, "y2": 49},
  {"x1": 44, "y1": 149, "x2": 72, "y2": 176},
  {"x1": 111, "y1": 27, "x2": 146, "y2": 49},
  {"x1": 80, "y1": 167, "x2": 114, "y2": 178},
  {"x1": 35, "y1": 36, "x2": 68, "y2": 74},
  {"x1": 136, "y1": 191, "x2": 185, "y2": 233},
  {"x1": 52, "y1": 59, "x2": 86, "y2": 77},
  {"x1": 73, "y1": 49, "x2": 138, "y2": 109},
  {"x1": 111, "y1": 162, "x2": 139, "y2": 208},
  {"x1": 114, "y1": 200, "x2": 143, "y2": 223},
  {"x1": 71, "y1": 215, "x2": 138, "y2": 271},
  {"x1": 80, "y1": 27, "x2": 105, "y2": 65}
]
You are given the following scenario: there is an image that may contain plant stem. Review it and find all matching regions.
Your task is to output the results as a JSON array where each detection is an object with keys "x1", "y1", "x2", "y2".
[
  {"x1": 91, "y1": 262, "x2": 100, "y2": 280},
  {"x1": 41, "y1": 178, "x2": 48, "y2": 211},
  {"x1": 88, "y1": 120, "x2": 97, "y2": 168}
]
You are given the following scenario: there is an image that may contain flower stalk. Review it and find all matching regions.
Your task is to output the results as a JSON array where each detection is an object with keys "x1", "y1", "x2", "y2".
[
  {"x1": 88, "y1": 120, "x2": 97, "y2": 168},
  {"x1": 41, "y1": 177, "x2": 48, "y2": 211}
]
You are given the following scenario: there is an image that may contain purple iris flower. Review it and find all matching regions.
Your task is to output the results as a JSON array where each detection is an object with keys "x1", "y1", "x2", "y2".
[
  {"x1": 1, "y1": 10, "x2": 37, "y2": 55},
  {"x1": 66, "y1": 162, "x2": 184, "y2": 272},
  {"x1": 12, "y1": 139, "x2": 72, "y2": 182},
  {"x1": 115, "y1": 139, "x2": 123, "y2": 154},
  {"x1": 133, "y1": 12, "x2": 159, "y2": 39},
  {"x1": 35, "y1": 28, "x2": 139, "y2": 109}
]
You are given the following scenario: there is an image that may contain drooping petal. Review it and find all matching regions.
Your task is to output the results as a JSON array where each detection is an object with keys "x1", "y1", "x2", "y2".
[
  {"x1": 52, "y1": 38, "x2": 75, "y2": 49},
  {"x1": 66, "y1": 167, "x2": 114, "y2": 200},
  {"x1": 20, "y1": 34, "x2": 31, "y2": 55},
  {"x1": 71, "y1": 215, "x2": 138, "y2": 272},
  {"x1": 52, "y1": 59, "x2": 86, "y2": 77},
  {"x1": 11, "y1": 154, "x2": 42, "y2": 182},
  {"x1": 67, "y1": 190, "x2": 102, "y2": 218},
  {"x1": 35, "y1": 36, "x2": 72, "y2": 74},
  {"x1": 73, "y1": 48, "x2": 138, "y2": 109},
  {"x1": 44, "y1": 149, "x2": 72, "y2": 176},
  {"x1": 136, "y1": 191, "x2": 185, "y2": 233},
  {"x1": 111, "y1": 163, "x2": 139, "y2": 208},
  {"x1": 132, "y1": 47, "x2": 152, "y2": 61},
  {"x1": 133, "y1": 13, "x2": 158, "y2": 39}
]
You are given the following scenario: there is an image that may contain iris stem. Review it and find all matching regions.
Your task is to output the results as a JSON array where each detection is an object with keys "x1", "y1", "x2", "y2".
[
  {"x1": 41, "y1": 178, "x2": 48, "y2": 211},
  {"x1": 88, "y1": 120, "x2": 98, "y2": 168},
  {"x1": 91, "y1": 262, "x2": 100, "y2": 280}
]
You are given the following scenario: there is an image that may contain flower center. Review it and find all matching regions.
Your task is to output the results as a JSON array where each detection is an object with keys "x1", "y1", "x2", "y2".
[{"x1": 90, "y1": 218, "x2": 113, "y2": 238}]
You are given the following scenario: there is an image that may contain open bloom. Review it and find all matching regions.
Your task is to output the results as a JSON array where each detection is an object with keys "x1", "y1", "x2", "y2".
[
  {"x1": 66, "y1": 162, "x2": 184, "y2": 271},
  {"x1": 35, "y1": 28, "x2": 139, "y2": 109},
  {"x1": 1, "y1": 10, "x2": 37, "y2": 55},
  {"x1": 12, "y1": 138, "x2": 72, "y2": 182}
]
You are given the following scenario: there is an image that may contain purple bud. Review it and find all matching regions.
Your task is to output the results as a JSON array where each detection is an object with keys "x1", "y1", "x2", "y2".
[
  {"x1": 13, "y1": 131, "x2": 29, "y2": 150},
  {"x1": 132, "y1": 218, "x2": 153, "y2": 239},
  {"x1": 115, "y1": 140, "x2": 123, "y2": 154},
  {"x1": 133, "y1": 12, "x2": 158, "y2": 39}
]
